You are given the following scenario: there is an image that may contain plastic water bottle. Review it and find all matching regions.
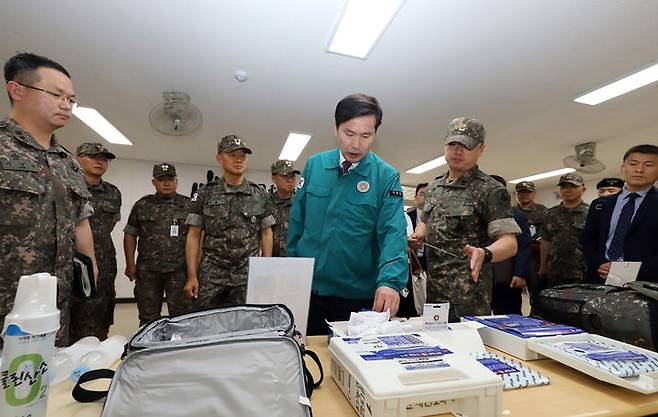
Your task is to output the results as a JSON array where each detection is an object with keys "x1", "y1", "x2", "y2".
[
  {"x1": 71, "y1": 335, "x2": 127, "y2": 382},
  {"x1": 0, "y1": 273, "x2": 60, "y2": 417},
  {"x1": 50, "y1": 336, "x2": 100, "y2": 384}
]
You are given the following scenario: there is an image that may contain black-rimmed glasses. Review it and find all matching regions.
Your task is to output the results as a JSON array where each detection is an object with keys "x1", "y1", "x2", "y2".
[{"x1": 16, "y1": 81, "x2": 78, "y2": 106}]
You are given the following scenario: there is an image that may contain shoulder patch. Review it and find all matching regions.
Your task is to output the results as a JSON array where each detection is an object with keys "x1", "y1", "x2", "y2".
[
  {"x1": 498, "y1": 188, "x2": 511, "y2": 204},
  {"x1": 389, "y1": 190, "x2": 403, "y2": 197},
  {"x1": 191, "y1": 192, "x2": 199, "y2": 202}
]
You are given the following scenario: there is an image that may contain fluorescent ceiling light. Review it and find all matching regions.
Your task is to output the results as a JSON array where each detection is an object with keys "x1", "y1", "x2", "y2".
[
  {"x1": 574, "y1": 62, "x2": 658, "y2": 105},
  {"x1": 279, "y1": 132, "x2": 312, "y2": 161},
  {"x1": 73, "y1": 106, "x2": 133, "y2": 145},
  {"x1": 405, "y1": 156, "x2": 447, "y2": 174},
  {"x1": 327, "y1": 0, "x2": 405, "y2": 59},
  {"x1": 509, "y1": 168, "x2": 576, "y2": 184}
]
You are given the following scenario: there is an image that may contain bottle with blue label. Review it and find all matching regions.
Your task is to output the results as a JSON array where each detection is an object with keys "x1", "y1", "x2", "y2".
[{"x1": 0, "y1": 273, "x2": 60, "y2": 417}]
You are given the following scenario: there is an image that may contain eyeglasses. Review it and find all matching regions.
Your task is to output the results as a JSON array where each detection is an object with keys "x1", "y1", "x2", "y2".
[{"x1": 15, "y1": 82, "x2": 78, "y2": 106}]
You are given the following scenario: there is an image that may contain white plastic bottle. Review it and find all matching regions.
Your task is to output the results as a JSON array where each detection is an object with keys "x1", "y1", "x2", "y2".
[
  {"x1": 71, "y1": 335, "x2": 127, "y2": 382},
  {"x1": 50, "y1": 336, "x2": 100, "y2": 384},
  {"x1": 0, "y1": 273, "x2": 60, "y2": 417}
]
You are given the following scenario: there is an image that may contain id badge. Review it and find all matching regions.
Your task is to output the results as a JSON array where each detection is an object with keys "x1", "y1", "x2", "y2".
[{"x1": 170, "y1": 225, "x2": 179, "y2": 237}]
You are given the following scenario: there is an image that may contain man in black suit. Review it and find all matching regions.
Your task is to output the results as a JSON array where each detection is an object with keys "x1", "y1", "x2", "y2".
[
  {"x1": 582, "y1": 144, "x2": 658, "y2": 283},
  {"x1": 407, "y1": 183, "x2": 428, "y2": 270},
  {"x1": 490, "y1": 175, "x2": 532, "y2": 315},
  {"x1": 398, "y1": 183, "x2": 428, "y2": 317}
]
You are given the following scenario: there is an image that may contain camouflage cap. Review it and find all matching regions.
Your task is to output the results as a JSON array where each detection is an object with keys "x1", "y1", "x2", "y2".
[
  {"x1": 153, "y1": 162, "x2": 177, "y2": 178},
  {"x1": 515, "y1": 181, "x2": 536, "y2": 192},
  {"x1": 218, "y1": 134, "x2": 252, "y2": 154},
  {"x1": 596, "y1": 177, "x2": 624, "y2": 189},
  {"x1": 76, "y1": 142, "x2": 116, "y2": 159},
  {"x1": 271, "y1": 159, "x2": 300, "y2": 176},
  {"x1": 557, "y1": 172, "x2": 584, "y2": 186},
  {"x1": 445, "y1": 117, "x2": 485, "y2": 150}
]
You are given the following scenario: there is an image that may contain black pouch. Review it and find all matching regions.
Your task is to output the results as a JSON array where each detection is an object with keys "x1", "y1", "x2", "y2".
[{"x1": 536, "y1": 282, "x2": 658, "y2": 351}]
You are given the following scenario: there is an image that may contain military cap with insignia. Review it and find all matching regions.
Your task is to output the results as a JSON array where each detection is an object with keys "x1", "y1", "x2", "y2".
[
  {"x1": 596, "y1": 177, "x2": 624, "y2": 189},
  {"x1": 218, "y1": 134, "x2": 253, "y2": 154},
  {"x1": 445, "y1": 117, "x2": 485, "y2": 150},
  {"x1": 271, "y1": 159, "x2": 300, "y2": 176},
  {"x1": 557, "y1": 172, "x2": 584, "y2": 186},
  {"x1": 153, "y1": 162, "x2": 177, "y2": 178},
  {"x1": 515, "y1": 181, "x2": 536, "y2": 192},
  {"x1": 76, "y1": 142, "x2": 116, "y2": 159}
]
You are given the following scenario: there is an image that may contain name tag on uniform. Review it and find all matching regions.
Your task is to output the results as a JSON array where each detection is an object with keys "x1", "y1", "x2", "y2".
[
  {"x1": 1, "y1": 158, "x2": 38, "y2": 172},
  {"x1": 170, "y1": 225, "x2": 179, "y2": 237}
]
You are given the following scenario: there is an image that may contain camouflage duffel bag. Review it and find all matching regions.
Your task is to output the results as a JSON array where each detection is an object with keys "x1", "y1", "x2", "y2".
[{"x1": 535, "y1": 281, "x2": 658, "y2": 351}]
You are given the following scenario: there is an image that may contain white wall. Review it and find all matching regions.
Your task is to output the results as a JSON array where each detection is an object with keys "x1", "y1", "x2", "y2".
[{"x1": 102, "y1": 158, "x2": 272, "y2": 298}]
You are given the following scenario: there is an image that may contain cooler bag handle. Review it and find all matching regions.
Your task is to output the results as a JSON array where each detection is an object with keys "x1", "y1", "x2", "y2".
[
  {"x1": 303, "y1": 349, "x2": 324, "y2": 397},
  {"x1": 626, "y1": 281, "x2": 658, "y2": 302},
  {"x1": 72, "y1": 368, "x2": 115, "y2": 402}
]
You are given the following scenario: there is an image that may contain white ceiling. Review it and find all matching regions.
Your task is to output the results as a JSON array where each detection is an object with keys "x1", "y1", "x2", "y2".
[{"x1": 2, "y1": 0, "x2": 658, "y2": 189}]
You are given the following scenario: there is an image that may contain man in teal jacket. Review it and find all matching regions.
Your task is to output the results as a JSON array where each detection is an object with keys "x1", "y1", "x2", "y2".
[{"x1": 288, "y1": 93, "x2": 408, "y2": 335}]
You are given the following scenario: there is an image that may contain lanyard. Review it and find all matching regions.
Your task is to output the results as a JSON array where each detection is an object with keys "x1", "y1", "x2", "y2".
[{"x1": 422, "y1": 242, "x2": 464, "y2": 259}]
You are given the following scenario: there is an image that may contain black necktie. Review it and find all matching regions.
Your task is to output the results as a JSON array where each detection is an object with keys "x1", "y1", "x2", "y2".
[
  {"x1": 341, "y1": 160, "x2": 352, "y2": 175},
  {"x1": 607, "y1": 192, "x2": 640, "y2": 261}
]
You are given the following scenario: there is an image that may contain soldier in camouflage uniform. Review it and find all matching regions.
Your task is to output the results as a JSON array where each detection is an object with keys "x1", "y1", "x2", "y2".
[
  {"x1": 514, "y1": 181, "x2": 549, "y2": 311},
  {"x1": 410, "y1": 118, "x2": 520, "y2": 321},
  {"x1": 123, "y1": 163, "x2": 192, "y2": 326},
  {"x1": 267, "y1": 159, "x2": 300, "y2": 257},
  {"x1": 540, "y1": 173, "x2": 589, "y2": 288},
  {"x1": 71, "y1": 143, "x2": 121, "y2": 341},
  {"x1": 1, "y1": 53, "x2": 96, "y2": 347},
  {"x1": 185, "y1": 135, "x2": 275, "y2": 308}
]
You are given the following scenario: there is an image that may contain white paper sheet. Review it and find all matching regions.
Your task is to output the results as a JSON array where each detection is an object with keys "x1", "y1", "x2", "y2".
[
  {"x1": 247, "y1": 257, "x2": 315, "y2": 338},
  {"x1": 605, "y1": 261, "x2": 642, "y2": 287}
]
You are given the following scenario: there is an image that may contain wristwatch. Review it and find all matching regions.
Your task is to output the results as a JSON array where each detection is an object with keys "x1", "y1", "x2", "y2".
[{"x1": 482, "y1": 247, "x2": 493, "y2": 263}]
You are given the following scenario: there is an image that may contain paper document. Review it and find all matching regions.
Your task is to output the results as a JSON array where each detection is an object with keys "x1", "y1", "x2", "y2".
[
  {"x1": 247, "y1": 257, "x2": 315, "y2": 338},
  {"x1": 605, "y1": 261, "x2": 641, "y2": 287}
]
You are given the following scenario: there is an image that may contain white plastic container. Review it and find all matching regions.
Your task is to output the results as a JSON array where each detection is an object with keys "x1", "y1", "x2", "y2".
[
  {"x1": 50, "y1": 336, "x2": 100, "y2": 384},
  {"x1": 329, "y1": 332, "x2": 502, "y2": 417},
  {"x1": 71, "y1": 335, "x2": 127, "y2": 382},
  {"x1": 0, "y1": 273, "x2": 60, "y2": 417}
]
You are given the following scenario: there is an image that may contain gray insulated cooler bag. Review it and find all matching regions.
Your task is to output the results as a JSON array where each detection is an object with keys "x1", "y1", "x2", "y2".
[{"x1": 73, "y1": 304, "x2": 323, "y2": 417}]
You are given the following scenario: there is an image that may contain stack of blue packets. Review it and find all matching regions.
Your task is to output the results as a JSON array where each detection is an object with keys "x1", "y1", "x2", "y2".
[
  {"x1": 549, "y1": 340, "x2": 658, "y2": 378},
  {"x1": 464, "y1": 314, "x2": 584, "y2": 338},
  {"x1": 471, "y1": 352, "x2": 551, "y2": 390}
]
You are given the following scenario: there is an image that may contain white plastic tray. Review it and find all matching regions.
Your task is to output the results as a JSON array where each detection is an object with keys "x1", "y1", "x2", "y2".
[{"x1": 528, "y1": 333, "x2": 658, "y2": 394}]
